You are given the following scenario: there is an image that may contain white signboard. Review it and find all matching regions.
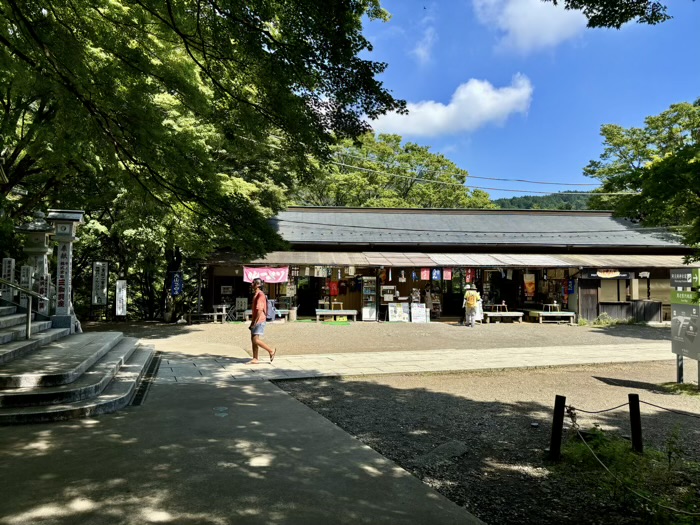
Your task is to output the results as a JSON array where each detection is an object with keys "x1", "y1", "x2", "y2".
[
  {"x1": 388, "y1": 302, "x2": 410, "y2": 322},
  {"x1": 115, "y1": 280, "x2": 127, "y2": 316},
  {"x1": 19, "y1": 265, "x2": 32, "y2": 308},
  {"x1": 411, "y1": 303, "x2": 428, "y2": 323},
  {"x1": 1, "y1": 258, "x2": 15, "y2": 298},
  {"x1": 92, "y1": 262, "x2": 109, "y2": 306}
]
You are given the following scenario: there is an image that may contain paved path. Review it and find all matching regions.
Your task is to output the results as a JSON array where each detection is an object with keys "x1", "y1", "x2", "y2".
[{"x1": 156, "y1": 342, "x2": 672, "y2": 383}]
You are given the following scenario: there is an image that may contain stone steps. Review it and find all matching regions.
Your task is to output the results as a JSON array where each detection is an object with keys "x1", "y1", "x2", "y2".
[
  {"x1": 0, "y1": 306, "x2": 17, "y2": 316},
  {"x1": 0, "y1": 313, "x2": 34, "y2": 330},
  {"x1": 0, "y1": 346, "x2": 154, "y2": 424},
  {"x1": 0, "y1": 328, "x2": 71, "y2": 365},
  {"x1": 0, "y1": 331, "x2": 124, "y2": 388},
  {"x1": 0, "y1": 320, "x2": 54, "y2": 344},
  {"x1": 0, "y1": 337, "x2": 140, "y2": 408}
]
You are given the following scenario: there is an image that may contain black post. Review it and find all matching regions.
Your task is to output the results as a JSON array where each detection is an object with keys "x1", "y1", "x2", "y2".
[
  {"x1": 677, "y1": 354, "x2": 684, "y2": 384},
  {"x1": 549, "y1": 395, "x2": 566, "y2": 461},
  {"x1": 629, "y1": 393, "x2": 643, "y2": 453}
]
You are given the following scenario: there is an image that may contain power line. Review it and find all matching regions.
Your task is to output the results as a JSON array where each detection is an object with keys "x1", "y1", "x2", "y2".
[
  {"x1": 334, "y1": 151, "x2": 600, "y2": 187},
  {"x1": 271, "y1": 217, "x2": 681, "y2": 235},
  {"x1": 232, "y1": 132, "x2": 631, "y2": 196}
]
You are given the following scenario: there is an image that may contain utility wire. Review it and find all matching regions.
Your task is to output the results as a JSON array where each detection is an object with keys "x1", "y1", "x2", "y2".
[
  {"x1": 334, "y1": 151, "x2": 600, "y2": 187},
  {"x1": 232, "y1": 132, "x2": 634, "y2": 196},
  {"x1": 270, "y1": 217, "x2": 681, "y2": 235}
]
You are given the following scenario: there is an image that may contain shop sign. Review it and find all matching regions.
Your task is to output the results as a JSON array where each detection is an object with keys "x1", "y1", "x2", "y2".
[
  {"x1": 568, "y1": 279, "x2": 575, "y2": 294},
  {"x1": 431, "y1": 268, "x2": 442, "y2": 281},
  {"x1": 420, "y1": 268, "x2": 430, "y2": 280},
  {"x1": 244, "y1": 266, "x2": 289, "y2": 283},
  {"x1": 443, "y1": 268, "x2": 453, "y2": 281},
  {"x1": 524, "y1": 274, "x2": 536, "y2": 298},
  {"x1": 670, "y1": 268, "x2": 700, "y2": 288},
  {"x1": 581, "y1": 269, "x2": 634, "y2": 280}
]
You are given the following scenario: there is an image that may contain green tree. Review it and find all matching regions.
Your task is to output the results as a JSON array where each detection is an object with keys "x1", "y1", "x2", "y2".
[
  {"x1": 293, "y1": 133, "x2": 494, "y2": 209},
  {"x1": 494, "y1": 192, "x2": 592, "y2": 210},
  {"x1": 544, "y1": 1, "x2": 672, "y2": 28},
  {"x1": 585, "y1": 100, "x2": 700, "y2": 254}
]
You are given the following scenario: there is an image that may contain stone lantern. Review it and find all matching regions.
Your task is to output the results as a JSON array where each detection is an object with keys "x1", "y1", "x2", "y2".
[
  {"x1": 14, "y1": 211, "x2": 54, "y2": 312},
  {"x1": 47, "y1": 209, "x2": 84, "y2": 331}
]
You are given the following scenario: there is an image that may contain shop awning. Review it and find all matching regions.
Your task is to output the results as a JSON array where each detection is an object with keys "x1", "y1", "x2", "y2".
[{"x1": 554, "y1": 254, "x2": 700, "y2": 269}]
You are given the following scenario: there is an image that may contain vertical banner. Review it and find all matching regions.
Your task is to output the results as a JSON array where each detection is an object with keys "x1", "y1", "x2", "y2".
[
  {"x1": 420, "y1": 268, "x2": 430, "y2": 280},
  {"x1": 443, "y1": 268, "x2": 453, "y2": 281},
  {"x1": 171, "y1": 271, "x2": 183, "y2": 296},
  {"x1": 37, "y1": 274, "x2": 50, "y2": 315},
  {"x1": 464, "y1": 268, "x2": 475, "y2": 283},
  {"x1": 115, "y1": 280, "x2": 127, "y2": 316},
  {"x1": 431, "y1": 268, "x2": 442, "y2": 281},
  {"x1": 524, "y1": 274, "x2": 536, "y2": 299},
  {"x1": 92, "y1": 262, "x2": 109, "y2": 306},
  {"x1": 19, "y1": 265, "x2": 33, "y2": 308},
  {"x1": 1, "y1": 258, "x2": 15, "y2": 297},
  {"x1": 56, "y1": 242, "x2": 72, "y2": 315}
]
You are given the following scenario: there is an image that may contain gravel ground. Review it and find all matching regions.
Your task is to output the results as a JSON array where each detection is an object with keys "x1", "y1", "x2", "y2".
[
  {"x1": 277, "y1": 360, "x2": 700, "y2": 525},
  {"x1": 83, "y1": 319, "x2": 672, "y2": 356}
]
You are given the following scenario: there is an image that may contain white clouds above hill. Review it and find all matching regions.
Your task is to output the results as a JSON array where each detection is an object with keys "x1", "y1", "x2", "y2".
[
  {"x1": 371, "y1": 74, "x2": 533, "y2": 137},
  {"x1": 473, "y1": 0, "x2": 587, "y2": 54}
]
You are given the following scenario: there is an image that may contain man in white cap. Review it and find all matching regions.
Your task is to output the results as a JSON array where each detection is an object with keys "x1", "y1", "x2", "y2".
[{"x1": 463, "y1": 284, "x2": 481, "y2": 328}]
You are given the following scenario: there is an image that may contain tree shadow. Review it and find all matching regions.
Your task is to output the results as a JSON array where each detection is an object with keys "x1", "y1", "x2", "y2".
[
  {"x1": 592, "y1": 376, "x2": 669, "y2": 394},
  {"x1": 586, "y1": 324, "x2": 671, "y2": 341}
]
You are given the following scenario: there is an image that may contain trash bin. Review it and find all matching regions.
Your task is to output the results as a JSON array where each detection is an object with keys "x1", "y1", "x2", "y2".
[{"x1": 288, "y1": 307, "x2": 297, "y2": 322}]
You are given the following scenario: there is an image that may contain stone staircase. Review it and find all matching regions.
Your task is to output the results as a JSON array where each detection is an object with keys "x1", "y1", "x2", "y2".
[{"x1": 0, "y1": 305, "x2": 154, "y2": 424}]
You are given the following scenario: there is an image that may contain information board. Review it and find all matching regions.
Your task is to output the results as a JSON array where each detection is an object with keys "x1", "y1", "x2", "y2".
[
  {"x1": 388, "y1": 302, "x2": 410, "y2": 322},
  {"x1": 411, "y1": 303, "x2": 428, "y2": 323},
  {"x1": 115, "y1": 280, "x2": 127, "y2": 316},
  {"x1": 671, "y1": 290, "x2": 700, "y2": 360}
]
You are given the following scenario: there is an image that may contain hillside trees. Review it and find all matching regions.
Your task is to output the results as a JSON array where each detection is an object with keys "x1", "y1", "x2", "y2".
[
  {"x1": 586, "y1": 100, "x2": 700, "y2": 256},
  {"x1": 293, "y1": 133, "x2": 494, "y2": 209},
  {"x1": 0, "y1": 0, "x2": 404, "y2": 318}
]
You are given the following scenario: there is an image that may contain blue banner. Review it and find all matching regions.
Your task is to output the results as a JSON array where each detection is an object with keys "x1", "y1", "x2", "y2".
[{"x1": 171, "y1": 271, "x2": 184, "y2": 296}]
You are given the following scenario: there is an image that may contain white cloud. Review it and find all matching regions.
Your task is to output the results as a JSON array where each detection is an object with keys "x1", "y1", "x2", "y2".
[
  {"x1": 473, "y1": 0, "x2": 587, "y2": 54},
  {"x1": 411, "y1": 25, "x2": 437, "y2": 65},
  {"x1": 372, "y1": 74, "x2": 533, "y2": 137}
]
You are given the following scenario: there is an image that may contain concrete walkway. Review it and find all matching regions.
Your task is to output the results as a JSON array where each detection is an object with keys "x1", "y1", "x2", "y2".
[{"x1": 156, "y1": 342, "x2": 672, "y2": 383}]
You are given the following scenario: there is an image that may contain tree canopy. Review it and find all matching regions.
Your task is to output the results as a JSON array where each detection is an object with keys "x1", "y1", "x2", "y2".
[
  {"x1": 292, "y1": 133, "x2": 494, "y2": 209},
  {"x1": 544, "y1": 0, "x2": 672, "y2": 28},
  {"x1": 494, "y1": 192, "x2": 592, "y2": 210},
  {"x1": 586, "y1": 99, "x2": 700, "y2": 255}
]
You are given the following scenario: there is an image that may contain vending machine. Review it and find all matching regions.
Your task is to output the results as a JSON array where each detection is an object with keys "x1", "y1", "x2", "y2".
[{"x1": 361, "y1": 276, "x2": 377, "y2": 321}]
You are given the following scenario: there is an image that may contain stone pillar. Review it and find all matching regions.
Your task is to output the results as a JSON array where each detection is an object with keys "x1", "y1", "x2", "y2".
[
  {"x1": 1, "y1": 258, "x2": 16, "y2": 301},
  {"x1": 47, "y1": 210, "x2": 84, "y2": 332},
  {"x1": 19, "y1": 265, "x2": 33, "y2": 308},
  {"x1": 15, "y1": 212, "x2": 55, "y2": 315}
]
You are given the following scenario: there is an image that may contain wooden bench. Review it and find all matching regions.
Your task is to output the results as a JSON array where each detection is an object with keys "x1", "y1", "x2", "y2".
[
  {"x1": 525, "y1": 310, "x2": 576, "y2": 325},
  {"x1": 483, "y1": 311, "x2": 524, "y2": 323},
  {"x1": 315, "y1": 309, "x2": 358, "y2": 322},
  {"x1": 244, "y1": 309, "x2": 290, "y2": 322},
  {"x1": 187, "y1": 312, "x2": 225, "y2": 324}
]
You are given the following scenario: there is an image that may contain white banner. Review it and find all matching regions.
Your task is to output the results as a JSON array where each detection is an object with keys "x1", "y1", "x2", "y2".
[
  {"x1": 92, "y1": 262, "x2": 109, "y2": 306},
  {"x1": 19, "y1": 265, "x2": 33, "y2": 308},
  {"x1": 1, "y1": 258, "x2": 15, "y2": 298},
  {"x1": 115, "y1": 280, "x2": 127, "y2": 316}
]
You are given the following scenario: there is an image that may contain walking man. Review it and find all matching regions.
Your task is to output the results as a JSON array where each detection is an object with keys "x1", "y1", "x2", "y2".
[
  {"x1": 464, "y1": 284, "x2": 481, "y2": 328},
  {"x1": 246, "y1": 278, "x2": 277, "y2": 364}
]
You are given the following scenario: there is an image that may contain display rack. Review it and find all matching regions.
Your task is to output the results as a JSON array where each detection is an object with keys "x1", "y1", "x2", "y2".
[{"x1": 362, "y1": 276, "x2": 377, "y2": 321}]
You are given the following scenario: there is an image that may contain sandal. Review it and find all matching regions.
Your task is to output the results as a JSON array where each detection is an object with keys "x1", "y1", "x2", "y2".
[{"x1": 270, "y1": 348, "x2": 277, "y2": 363}]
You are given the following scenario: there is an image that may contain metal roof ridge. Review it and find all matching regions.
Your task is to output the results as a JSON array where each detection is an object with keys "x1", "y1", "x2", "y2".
[{"x1": 282, "y1": 206, "x2": 614, "y2": 216}]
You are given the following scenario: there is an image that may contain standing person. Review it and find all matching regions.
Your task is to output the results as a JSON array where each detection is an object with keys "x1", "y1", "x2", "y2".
[
  {"x1": 464, "y1": 284, "x2": 481, "y2": 328},
  {"x1": 246, "y1": 278, "x2": 277, "y2": 364}
]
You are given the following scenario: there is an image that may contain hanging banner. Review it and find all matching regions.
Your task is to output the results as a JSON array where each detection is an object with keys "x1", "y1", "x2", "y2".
[
  {"x1": 243, "y1": 266, "x2": 289, "y2": 283},
  {"x1": 329, "y1": 281, "x2": 339, "y2": 296},
  {"x1": 92, "y1": 261, "x2": 109, "y2": 306},
  {"x1": 171, "y1": 271, "x2": 184, "y2": 296},
  {"x1": 464, "y1": 268, "x2": 475, "y2": 283},
  {"x1": 115, "y1": 280, "x2": 127, "y2": 316},
  {"x1": 420, "y1": 268, "x2": 430, "y2": 280},
  {"x1": 524, "y1": 274, "x2": 536, "y2": 299},
  {"x1": 431, "y1": 268, "x2": 442, "y2": 281},
  {"x1": 443, "y1": 268, "x2": 453, "y2": 281}
]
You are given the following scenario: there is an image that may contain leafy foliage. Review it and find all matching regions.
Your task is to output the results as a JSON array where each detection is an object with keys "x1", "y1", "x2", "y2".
[
  {"x1": 494, "y1": 191, "x2": 592, "y2": 210},
  {"x1": 544, "y1": 0, "x2": 672, "y2": 28},
  {"x1": 585, "y1": 100, "x2": 700, "y2": 256},
  {"x1": 0, "y1": 0, "x2": 404, "y2": 318},
  {"x1": 292, "y1": 133, "x2": 494, "y2": 209}
]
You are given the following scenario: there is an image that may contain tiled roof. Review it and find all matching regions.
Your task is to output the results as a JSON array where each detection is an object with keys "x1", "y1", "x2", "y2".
[{"x1": 271, "y1": 208, "x2": 684, "y2": 249}]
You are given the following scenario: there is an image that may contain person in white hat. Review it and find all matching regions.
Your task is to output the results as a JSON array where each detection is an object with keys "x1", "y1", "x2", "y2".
[{"x1": 463, "y1": 284, "x2": 481, "y2": 328}]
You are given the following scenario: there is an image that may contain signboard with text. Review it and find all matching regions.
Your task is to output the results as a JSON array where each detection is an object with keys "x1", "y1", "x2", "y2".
[
  {"x1": 115, "y1": 280, "x2": 127, "y2": 316},
  {"x1": 92, "y1": 262, "x2": 109, "y2": 306},
  {"x1": 671, "y1": 290, "x2": 700, "y2": 360}
]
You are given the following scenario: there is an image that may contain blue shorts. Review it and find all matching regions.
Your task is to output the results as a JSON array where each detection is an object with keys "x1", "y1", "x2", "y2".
[{"x1": 250, "y1": 322, "x2": 266, "y2": 336}]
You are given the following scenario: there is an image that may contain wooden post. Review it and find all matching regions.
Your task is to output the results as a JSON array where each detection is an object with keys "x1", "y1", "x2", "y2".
[
  {"x1": 628, "y1": 393, "x2": 643, "y2": 454},
  {"x1": 549, "y1": 395, "x2": 566, "y2": 461}
]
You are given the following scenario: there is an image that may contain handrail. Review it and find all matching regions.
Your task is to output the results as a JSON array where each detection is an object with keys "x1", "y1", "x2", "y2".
[
  {"x1": 0, "y1": 276, "x2": 49, "y2": 340},
  {"x1": 0, "y1": 277, "x2": 48, "y2": 301}
]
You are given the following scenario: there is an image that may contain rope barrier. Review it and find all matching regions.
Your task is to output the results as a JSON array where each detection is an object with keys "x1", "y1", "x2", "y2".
[
  {"x1": 567, "y1": 402, "x2": 629, "y2": 414},
  {"x1": 639, "y1": 400, "x2": 700, "y2": 420},
  {"x1": 574, "y1": 429, "x2": 700, "y2": 517}
]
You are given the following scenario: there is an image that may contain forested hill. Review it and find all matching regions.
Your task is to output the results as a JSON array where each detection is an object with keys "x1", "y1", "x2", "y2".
[{"x1": 493, "y1": 192, "x2": 593, "y2": 210}]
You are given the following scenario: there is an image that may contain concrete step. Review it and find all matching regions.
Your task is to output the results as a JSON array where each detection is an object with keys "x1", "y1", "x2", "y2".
[
  {"x1": 0, "y1": 306, "x2": 17, "y2": 316},
  {"x1": 0, "y1": 313, "x2": 35, "y2": 330},
  {"x1": 0, "y1": 320, "x2": 54, "y2": 344},
  {"x1": 0, "y1": 346, "x2": 154, "y2": 424},
  {"x1": 0, "y1": 328, "x2": 71, "y2": 365},
  {"x1": 0, "y1": 332, "x2": 123, "y2": 388},
  {"x1": 0, "y1": 338, "x2": 140, "y2": 408}
]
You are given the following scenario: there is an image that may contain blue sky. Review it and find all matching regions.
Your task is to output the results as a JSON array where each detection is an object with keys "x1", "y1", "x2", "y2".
[{"x1": 362, "y1": 0, "x2": 700, "y2": 200}]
